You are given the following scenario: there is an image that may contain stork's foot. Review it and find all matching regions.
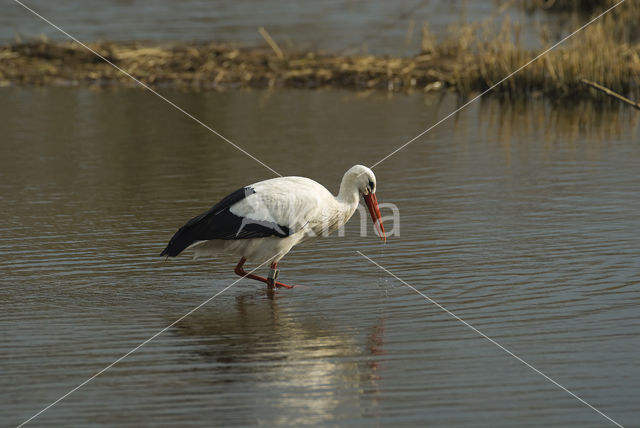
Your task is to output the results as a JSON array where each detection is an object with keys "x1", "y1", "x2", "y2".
[
  {"x1": 277, "y1": 282, "x2": 295, "y2": 289},
  {"x1": 267, "y1": 278, "x2": 295, "y2": 289},
  {"x1": 267, "y1": 267, "x2": 295, "y2": 289},
  {"x1": 234, "y1": 257, "x2": 295, "y2": 290}
]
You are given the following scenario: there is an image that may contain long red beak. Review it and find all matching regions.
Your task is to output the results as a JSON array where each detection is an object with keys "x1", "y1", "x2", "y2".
[{"x1": 363, "y1": 192, "x2": 386, "y2": 241}]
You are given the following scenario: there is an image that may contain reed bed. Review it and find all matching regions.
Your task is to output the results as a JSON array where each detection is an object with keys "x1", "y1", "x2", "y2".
[
  {"x1": 429, "y1": 4, "x2": 640, "y2": 101},
  {"x1": 1, "y1": 1, "x2": 638, "y2": 104}
]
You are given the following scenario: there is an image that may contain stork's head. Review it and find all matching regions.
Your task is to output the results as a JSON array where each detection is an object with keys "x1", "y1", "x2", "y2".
[{"x1": 343, "y1": 165, "x2": 386, "y2": 241}]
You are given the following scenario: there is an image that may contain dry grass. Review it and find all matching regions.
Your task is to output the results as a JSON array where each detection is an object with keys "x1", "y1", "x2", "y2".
[
  {"x1": 0, "y1": 2, "x2": 638, "y2": 105},
  {"x1": 425, "y1": 1, "x2": 640, "y2": 102},
  {"x1": 0, "y1": 39, "x2": 448, "y2": 91}
]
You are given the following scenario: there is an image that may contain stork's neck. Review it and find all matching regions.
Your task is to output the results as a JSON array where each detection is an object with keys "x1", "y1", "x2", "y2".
[{"x1": 336, "y1": 177, "x2": 360, "y2": 207}]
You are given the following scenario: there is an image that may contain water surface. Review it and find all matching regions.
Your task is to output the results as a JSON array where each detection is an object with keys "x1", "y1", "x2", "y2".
[
  {"x1": 3, "y1": 0, "x2": 559, "y2": 53},
  {"x1": 1, "y1": 87, "x2": 639, "y2": 427}
]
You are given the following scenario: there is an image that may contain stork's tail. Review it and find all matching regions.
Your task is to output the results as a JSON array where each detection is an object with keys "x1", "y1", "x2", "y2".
[{"x1": 159, "y1": 225, "x2": 194, "y2": 257}]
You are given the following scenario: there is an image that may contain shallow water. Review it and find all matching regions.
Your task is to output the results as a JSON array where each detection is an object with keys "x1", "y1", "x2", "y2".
[
  {"x1": 3, "y1": 0, "x2": 560, "y2": 53},
  {"x1": 1, "y1": 87, "x2": 639, "y2": 427}
]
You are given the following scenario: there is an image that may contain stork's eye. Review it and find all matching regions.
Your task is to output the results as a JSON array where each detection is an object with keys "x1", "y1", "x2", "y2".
[{"x1": 368, "y1": 180, "x2": 374, "y2": 191}]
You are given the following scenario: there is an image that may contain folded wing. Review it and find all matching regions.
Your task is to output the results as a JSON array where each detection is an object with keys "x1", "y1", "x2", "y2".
[{"x1": 160, "y1": 186, "x2": 291, "y2": 257}]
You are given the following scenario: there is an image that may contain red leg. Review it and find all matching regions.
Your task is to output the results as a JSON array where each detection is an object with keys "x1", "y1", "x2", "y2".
[
  {"x1": 234, "y1": 257, "x2": 269, "y2": 285},
  {"x1": 234, "y1": 258, "x2": 294, "y2": 289}
]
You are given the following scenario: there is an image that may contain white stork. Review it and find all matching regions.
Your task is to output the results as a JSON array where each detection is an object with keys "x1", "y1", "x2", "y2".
[{"x1": 160, "y1": 164, "x2": 385, "y2": 289}]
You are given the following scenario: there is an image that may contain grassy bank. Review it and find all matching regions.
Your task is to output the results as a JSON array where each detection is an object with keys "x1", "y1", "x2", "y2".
[
  {"x1": 0, "y1": 39, "x2": 450, "y2": 92},
  {"x1": 427, "y1": 10, "x2": 640, "y2": 101},
  {"x1": 1, "y1": 2, "x2": 638, "y2": 104}
]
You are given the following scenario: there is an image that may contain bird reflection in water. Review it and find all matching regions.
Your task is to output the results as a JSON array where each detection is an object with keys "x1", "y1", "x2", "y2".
[{"x1": 172, "y1": 290, "x2": 386, "y2": 424}]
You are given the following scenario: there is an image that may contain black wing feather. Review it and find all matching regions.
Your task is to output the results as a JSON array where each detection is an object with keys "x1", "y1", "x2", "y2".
[{"x1": 160, "y1": 186, "x2": 290, "y2": 257}]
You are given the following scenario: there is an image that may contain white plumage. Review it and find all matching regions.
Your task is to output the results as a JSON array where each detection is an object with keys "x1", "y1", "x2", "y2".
[{"x1": 161, "y1": 165, "x2": 385, "y2": 288}]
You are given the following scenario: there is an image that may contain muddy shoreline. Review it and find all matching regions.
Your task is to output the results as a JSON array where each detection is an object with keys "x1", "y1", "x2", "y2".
[{"x1": 0, "y1": 39, "x2": 451, "y2": 92}]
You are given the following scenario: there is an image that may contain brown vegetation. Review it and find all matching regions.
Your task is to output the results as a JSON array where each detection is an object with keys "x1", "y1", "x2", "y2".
[
  {"x1": 0, "y1": 39, "x2": 452, "y2": 92},
  {"x1": 0, "y1": 1, "x2": 638, "y2": 104},
  {"x1": 424, "y1": 1, "x2": 640, "y2": 101}
]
